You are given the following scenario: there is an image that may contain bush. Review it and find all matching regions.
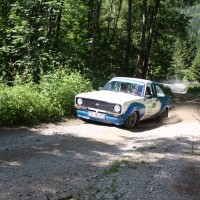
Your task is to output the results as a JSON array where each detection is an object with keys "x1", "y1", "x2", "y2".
[
  {"x1": 39, "y1": 70, "x2": 93, "y2": 116},
  {"x1": 0, "y1": 85, "x2": 62, "y2": 125},
  {"x1": 0, "y1": 70, "x2": 92, "y2": 126},
  {"x1": 185, "y1": 83, "x2": 200, "y2": 94}
]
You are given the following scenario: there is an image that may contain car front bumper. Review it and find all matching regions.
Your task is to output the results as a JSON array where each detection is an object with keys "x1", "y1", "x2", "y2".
[{"x1": 76, "y1": 109, "x2": 125, "y2": 126}]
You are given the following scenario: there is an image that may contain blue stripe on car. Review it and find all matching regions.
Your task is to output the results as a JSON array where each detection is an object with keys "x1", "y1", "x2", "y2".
[{"x1": 122, "y1": 102, "x2": 146, "y2": 121}]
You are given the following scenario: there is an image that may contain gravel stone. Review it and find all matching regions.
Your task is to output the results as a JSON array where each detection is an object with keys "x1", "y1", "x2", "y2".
[{"x1": 0, "y1": 93, "x2": 200, "y2": 200}]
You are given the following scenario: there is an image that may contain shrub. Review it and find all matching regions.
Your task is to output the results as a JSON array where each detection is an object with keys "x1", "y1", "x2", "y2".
[
  {"x1": 185, "y1": 83, "x2": 200, "y2": 94},
  {"x1": 0, "y1": 70, "x2": 92, "y2": 126},
  {"x1": 39, "y1": 70, "x2": 93, "y2": 116},
  {"x1": 0, "y1": 85, "x2": 62, "y2": 125}
]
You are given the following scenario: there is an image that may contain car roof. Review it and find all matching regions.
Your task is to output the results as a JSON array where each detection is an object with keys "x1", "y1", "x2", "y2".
[{"x1": 111, "y1": 77, "x2": 154, "y2": 84}]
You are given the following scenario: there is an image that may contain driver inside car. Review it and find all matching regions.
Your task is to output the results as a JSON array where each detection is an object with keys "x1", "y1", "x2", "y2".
[
  {"x1": 121, "y1": 83, "x2": 129, "y2": 93},
  {"x1": 133, "y1": 85, "x2": 144, "y2": 96}
]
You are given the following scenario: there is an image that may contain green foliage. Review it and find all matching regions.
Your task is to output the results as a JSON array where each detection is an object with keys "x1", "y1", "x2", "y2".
[
  {"x1": 0, "y1": 84, "x2": 60, "y2": 125},
  {"x1": 1, "y1": 0, "x2": 199, "y2": 82},
  {"x1": 39, "y1": 70, "x2": 92, "y2": 116},
  {"x1": 185, "y1": 83, "x2": 200, "y2": 93},
  {"x1": 0, "y1": 0, "x2": 200, "y2": 94},
  {"x1": 172, "y1": 3, "x2": 200, "y2": 81},
  {"x1": 0, "y1": 70, "x2": 92, "y2": 126},
  {"x1": 191, "y1": 49, "x2": 200, "y2": 82},
  {"x1": 102, "y1": 159, "x2": 139, "y2": 176},
  {"x1": 172, "y1": 39, "x2": 196, "y2": 80},
  {"x1": 102, "y1": 161, "x2": 121, "y2": 176}
]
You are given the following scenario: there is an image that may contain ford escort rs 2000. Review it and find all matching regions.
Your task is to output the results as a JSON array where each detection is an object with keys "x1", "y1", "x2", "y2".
[{"x1": 74, "y1": 77, "x2": 172, "y2": 129}]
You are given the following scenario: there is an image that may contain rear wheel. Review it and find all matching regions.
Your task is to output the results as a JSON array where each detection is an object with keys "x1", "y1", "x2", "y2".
[{"x1": 124, "y1": 111, "x2": 138, "y2": 129}]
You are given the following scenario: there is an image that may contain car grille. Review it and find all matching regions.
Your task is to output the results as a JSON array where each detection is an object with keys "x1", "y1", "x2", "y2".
[{"x1": 82, "y1": 99, "x2": 117, "y2": 113}]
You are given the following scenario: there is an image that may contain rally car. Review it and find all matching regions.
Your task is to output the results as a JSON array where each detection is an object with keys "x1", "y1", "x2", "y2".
[{"x1": 74, "y1": 77, "x2": 172, "y2": 129}]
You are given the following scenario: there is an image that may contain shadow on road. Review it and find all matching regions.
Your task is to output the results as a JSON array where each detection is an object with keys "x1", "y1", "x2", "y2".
[{"x1": 0, "y1": 93, "x2": 200, "y2": 200}]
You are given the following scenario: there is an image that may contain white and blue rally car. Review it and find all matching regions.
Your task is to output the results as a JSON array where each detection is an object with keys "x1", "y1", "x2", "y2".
[{"x1": 75, "y1": 77, "x2": 172, "y2": 129}]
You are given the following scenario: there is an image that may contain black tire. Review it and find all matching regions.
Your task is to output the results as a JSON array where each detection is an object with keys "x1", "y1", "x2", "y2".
[
  {"x1": 124, "y1": 111, "x2": 138, "y2": 129},
  {"x1": 157, "y1": 108, "x2": 168, "y2": 122}
]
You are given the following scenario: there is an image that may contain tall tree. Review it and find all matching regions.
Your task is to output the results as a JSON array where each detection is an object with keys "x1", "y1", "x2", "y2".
[
  {"x1": 140, "y1": 0, "x2": 160, "y2": 79},
  {"x1": 88, "y1": 0, "x2": 102, "y2": 69},
  {"x1": 137, "y1": 0, "x2": 147, "y2": 76},
  {"x1": 124, "y1": 0, "x2": 133, "y2": 76}
]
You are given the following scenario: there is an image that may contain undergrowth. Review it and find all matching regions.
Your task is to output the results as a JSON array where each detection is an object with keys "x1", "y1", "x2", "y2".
[
  {"x1": 0, "y1": 70, "x2": 92, "y2": 126},
  {"x1": 185, "y1": 83, "x2": 200, "y2": 96}
]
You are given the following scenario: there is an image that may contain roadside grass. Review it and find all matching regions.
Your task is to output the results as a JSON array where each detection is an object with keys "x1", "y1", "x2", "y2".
[
  {"x1": 102, "y1": 161, "x2": 121, "y2": 175},
  {"x1": 185, "y1": 83, "x2": 200, "y2": 121},
  {"x1": 102, "y1": 158, "x2": 144, "y2": 176},
  {"x1": 185, "y1": 83, "x2": 200, "y2": 96}
]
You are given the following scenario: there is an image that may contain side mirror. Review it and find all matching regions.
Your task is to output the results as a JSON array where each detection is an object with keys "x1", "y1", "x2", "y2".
[
  {"x1": 98, "y1": 87, "x2": 102, "y2": 91},
  {"x1": 145, "y1": 94, "x2": 152, "y2": 99}
]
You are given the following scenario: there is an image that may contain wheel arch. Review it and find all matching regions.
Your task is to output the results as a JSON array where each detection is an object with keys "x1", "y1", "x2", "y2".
[
  {"x1": 122, "y1": 103, "x2": 145, "y2": 122},
  {"x1": 123, "y1": 110, "x2": 140, "y2": 129}
]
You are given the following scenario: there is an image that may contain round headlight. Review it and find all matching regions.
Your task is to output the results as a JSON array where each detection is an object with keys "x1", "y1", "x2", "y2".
[
  {"x1": 77, "y1": 98, "x2": 83, "y2": 105},
  {"x1": 114, "y1": 104, "x2": 121, "y2": 113}
]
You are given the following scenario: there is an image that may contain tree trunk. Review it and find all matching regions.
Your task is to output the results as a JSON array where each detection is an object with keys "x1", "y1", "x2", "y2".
[
  {"x1": 54, "y1": 0, "x2": 64, "y2": 48},
  {"x1": 90, "y1": 0, "x2": 102, "y2": 69},
  {"x1": 124, "y1": 0, "x2": 132, "y2": 76},
  {"x1": 107, "y1": 0, "x2": 114, "y2": 35},
  {"x1": 47, "y1": 6, "x2": 53, "y2": 46},
  {"x1": 141, "y1": 0, "x2": 160, "y2": 79},
  {"x1": 112, "y1": 0, "x2": 122, "y2": 40},
  {"x1": 137, "y1": 0, "x2": 147, "y2": 77}
]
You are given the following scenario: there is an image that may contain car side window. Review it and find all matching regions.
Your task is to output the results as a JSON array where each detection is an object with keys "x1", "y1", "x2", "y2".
[
  {"x1": 155, "y1": 85, "x2": 166, "y2": 97},
  {"x1": 151, "y1": 84, "x2": 157, "y2": 97},
  {"x1": 145, "y1": 84, "x2": 153, "y2": 96}
]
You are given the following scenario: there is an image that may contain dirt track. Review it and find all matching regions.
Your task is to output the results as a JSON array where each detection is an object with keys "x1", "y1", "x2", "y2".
[{"x1": 0, "y1": 93, "x2": 200, "y2": 200}]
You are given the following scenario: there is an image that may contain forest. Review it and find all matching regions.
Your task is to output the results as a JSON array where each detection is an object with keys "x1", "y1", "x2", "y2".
[
  {"x1": 0, "y1": 0, "x2": 200, "y2": 125},
  {"x1": 0, "y1": 0, "x2": 200, "y2": 83}
]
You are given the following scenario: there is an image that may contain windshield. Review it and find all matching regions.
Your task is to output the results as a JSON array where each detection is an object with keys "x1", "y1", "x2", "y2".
[{"x1": 102, "y1": 80, "x2": 145, "y2": 97}]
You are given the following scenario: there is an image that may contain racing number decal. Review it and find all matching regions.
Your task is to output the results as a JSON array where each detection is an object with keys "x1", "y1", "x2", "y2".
[{"x1": 145, "y1": 103, "x2": 156, "y2": 116}]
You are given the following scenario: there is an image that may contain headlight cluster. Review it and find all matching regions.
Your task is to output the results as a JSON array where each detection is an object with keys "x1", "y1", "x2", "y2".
[
  {"x1": 77, "y1": 98, "x2": 83, "y2": 105},
  {"x1": 114, "y1": 104, "x2": 121, "y2": 113},
  {"x1": 76, "y1": 97, "x2": 121, "y2": 114}
]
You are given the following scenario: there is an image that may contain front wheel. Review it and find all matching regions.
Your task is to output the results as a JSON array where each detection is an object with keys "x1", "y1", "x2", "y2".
[{"x1": 124, "y1": 111, "x2": 138, "y2": 129}]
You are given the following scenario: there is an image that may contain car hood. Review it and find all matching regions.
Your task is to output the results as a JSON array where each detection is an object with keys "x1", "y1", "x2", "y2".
[{"x1": 76, "y1": 90, "x2": 143, "y2": 105}]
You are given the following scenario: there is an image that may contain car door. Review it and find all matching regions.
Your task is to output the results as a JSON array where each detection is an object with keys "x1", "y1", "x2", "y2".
[
  {"x1": 151, "y1": 84, "x2": 162, "y2": 116},
  {"x1": 153, "y1": 84, "x2": 167, "y2": 113},
  {"x1": 144, "y1": 83, "x2": 161, "y2": 118},
  {"x1": 143, "y1": 84, "x2": 159, "y2": 119}
]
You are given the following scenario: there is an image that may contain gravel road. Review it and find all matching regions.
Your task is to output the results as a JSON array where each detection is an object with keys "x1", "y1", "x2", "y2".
[{"x1": 0, "y1": 93, "x2": 200, "y2": 200}]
